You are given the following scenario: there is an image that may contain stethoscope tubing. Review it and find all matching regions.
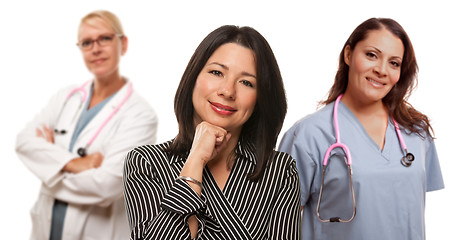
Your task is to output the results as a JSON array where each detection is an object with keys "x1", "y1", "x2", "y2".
[
  {"x1": 54, "y1": 80, "x2": 133, "y2": 156},
  {"x1": 316, "y1": 94, "x2": 415, "y2": 223},
  {"x1": 317, "y1": 94, "x2": 356, "y2": 223},
  {"x1": 322, "y1": 94, "x2": 352, "y2": 166},
  {"x1": 86, "y1": 82, "x2": 132, "y2": 148}
]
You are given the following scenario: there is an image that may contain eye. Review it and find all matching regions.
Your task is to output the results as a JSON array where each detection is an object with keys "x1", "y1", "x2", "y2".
[
  {"x1": 80, "y1": 39, "x2": 92, "y2": 47},
  {"x1": 366, "y1": 52, "x2": 377, "y2": 59},
  {"x1": 240, "y1": 80, "x2": 254, "y2": 88},
  {"x1": 209, "y1": 70, "x2": 223, "y2": 77},
  {"x1": 99, "y1": 35, "x2": 114, "y2": 43},
  {"x1": 390, "y1": 60, "x2": 401, "y2": 68}
]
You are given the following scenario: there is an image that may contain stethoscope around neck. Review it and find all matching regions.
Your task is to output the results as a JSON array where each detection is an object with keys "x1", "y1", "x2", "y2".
[
  {"x1": 54, "y1": 80, "x2": 133, "y2": 157},
  {"x1": 316, "y1": 94, "x2": 415, "y2": 223}
]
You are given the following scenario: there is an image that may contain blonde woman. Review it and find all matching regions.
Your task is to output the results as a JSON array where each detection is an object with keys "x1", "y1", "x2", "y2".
[{"x1": 16, "y1": 10, "x2": 157, "y2": 240}]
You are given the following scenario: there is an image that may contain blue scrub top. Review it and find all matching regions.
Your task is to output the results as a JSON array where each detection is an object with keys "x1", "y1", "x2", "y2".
[{"x1": 279, "y1": 101, "x2": 444, "y2": 240}]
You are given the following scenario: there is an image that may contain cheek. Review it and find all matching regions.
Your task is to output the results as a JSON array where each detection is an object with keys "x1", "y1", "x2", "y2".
[
  {"x1": 195, "y1": 73, "x2": 218, "y2": 96},
  {"x1": 82, "y1": 52, "x2": 92, "y2": 65},
  {"x1": 350, "y1": 56, "x2": 370, "y2": 76},
  {"x1": 192, "y1": 77, "x2": 212, "y2": 107},
  {"x1": 390, "y1": 70, "x2": 401, "y2": 85},
  {"x1": 241, "y1": 91, "x2": 257, "y2": 114}
]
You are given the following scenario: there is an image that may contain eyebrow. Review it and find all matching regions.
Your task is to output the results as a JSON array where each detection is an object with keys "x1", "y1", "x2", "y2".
[
  {"x1": 370, "y1": 46, "x2": 403, "y2": 61},
  {"x1": 208, "y1": 62, "x2": 257, "y2": 79},
  {"x1": 79, "y1": 33, "x2": 116, "y2": 41}
]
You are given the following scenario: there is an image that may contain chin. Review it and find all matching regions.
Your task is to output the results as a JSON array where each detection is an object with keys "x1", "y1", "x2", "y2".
[{"x1": 91, "y1": 69, "x2": 115, "y2": 79}]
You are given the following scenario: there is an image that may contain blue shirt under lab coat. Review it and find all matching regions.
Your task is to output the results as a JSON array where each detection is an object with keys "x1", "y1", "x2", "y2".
[{"x1": 279, "y1": 101, "x2": 444, "y2": 240}]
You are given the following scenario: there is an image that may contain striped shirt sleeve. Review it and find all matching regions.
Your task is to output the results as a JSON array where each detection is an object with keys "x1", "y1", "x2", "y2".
[
  {"x1": 268, "y1": 155, "x2": 301, "y2": 239},
  {"x1": 123, "y1": 147, "x2": 207, "y2": 240}
]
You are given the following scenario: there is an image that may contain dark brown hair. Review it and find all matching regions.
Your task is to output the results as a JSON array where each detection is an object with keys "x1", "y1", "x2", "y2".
[
  {"x1": 168, "y1": 25, "x2": 287, "y2": 181},
  {"x1": 323, "y1": 18, "x2": 433, "y2": 138}
]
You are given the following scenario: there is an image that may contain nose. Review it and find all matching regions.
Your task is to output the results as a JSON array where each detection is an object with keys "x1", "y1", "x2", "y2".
[
  {"x1": 217, "y1": 78, "x2": 236, "y2": 100},
  {"x1": 373, "y1": 60, "x2": 387, "y2": 77},
  {"x1": 91, "y1": 41, "x2": 102, "y2": 55}
]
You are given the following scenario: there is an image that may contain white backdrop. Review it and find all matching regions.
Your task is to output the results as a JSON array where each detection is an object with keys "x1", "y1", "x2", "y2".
[{"x1": 1, "y1": 0, "x2": 460, "y2": 238}]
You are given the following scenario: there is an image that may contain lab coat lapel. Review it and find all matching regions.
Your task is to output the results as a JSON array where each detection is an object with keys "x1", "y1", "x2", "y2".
[{"x1": 53, "y1": 86, "x2": 86, "y2": 151}]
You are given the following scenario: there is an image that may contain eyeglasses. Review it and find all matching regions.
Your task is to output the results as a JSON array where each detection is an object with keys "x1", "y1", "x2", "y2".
[{"x1": 77, "y1": 33, "x2": 123, "y2": 50}]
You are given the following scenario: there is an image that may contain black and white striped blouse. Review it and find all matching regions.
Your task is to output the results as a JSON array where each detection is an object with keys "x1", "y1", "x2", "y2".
[{"x1": 123, "y1": 140, "x2": 301, "y2": 239}]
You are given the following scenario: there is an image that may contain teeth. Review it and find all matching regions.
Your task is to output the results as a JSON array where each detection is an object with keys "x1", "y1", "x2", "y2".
[{"x1": 367, "y1": 78, "x2": 383, "y2": 86}]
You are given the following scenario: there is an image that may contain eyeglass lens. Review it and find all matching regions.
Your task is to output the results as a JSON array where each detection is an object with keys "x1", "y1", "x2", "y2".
[{"x1": 77, "y1": 34, "x2": 119, "y2": 50}]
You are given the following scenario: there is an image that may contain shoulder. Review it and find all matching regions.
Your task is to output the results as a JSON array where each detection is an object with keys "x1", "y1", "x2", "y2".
[
  {"x1": 268, "y1": 150, "x2": 298, "y2": 177},
  {"x1": 126, "y1": 90, "x2": 156, "y2": 114},
  {"x1": 281, "y1": 103, "x2": 334, "y2": 145},
  {"x1": 405, "y1": 128, "x2": 435, "y2": 150},
  {"x1": 272, "y1": 150, "x2": 295, "y2": 165},
  {"x1": 118, "y1": 86, "x2": 158, "y2": 123},
  {"x1": 124, "y1": 141, "x2": 174, "y2": 180},
  {"x1": 52, "y1": 83, "x2": 83, "y2": 100},
  {"x1": 289, "y1": 104, "x2": 332, "y2": 134},
  {"x1": 128, "y1": 141, "x2": 172, "y2": 161}
]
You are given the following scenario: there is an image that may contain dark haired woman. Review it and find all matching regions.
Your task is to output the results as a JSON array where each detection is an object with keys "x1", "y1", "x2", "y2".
[
  {"x1": 123, "y1": 25, "x2": 300, "y2": 239},
  {"x1": 279, "y1": 18, "x2": 444, "y2": 240}
]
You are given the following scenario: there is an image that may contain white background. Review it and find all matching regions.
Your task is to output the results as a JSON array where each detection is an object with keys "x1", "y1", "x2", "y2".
[{"x1": 1, "y1": 0, "x2": 460, "y2": 238}]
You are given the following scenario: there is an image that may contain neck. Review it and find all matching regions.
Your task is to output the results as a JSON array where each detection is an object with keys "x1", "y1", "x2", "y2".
[
  {"x1": 93, "y1": 71, "x2": 125, "y2": 99},
  {"x1": 341, "y1": 91, "x2": 389, "y2": 150},
  {"x1": 341, "y1": 92, "x2": 387, "y2": 117}
]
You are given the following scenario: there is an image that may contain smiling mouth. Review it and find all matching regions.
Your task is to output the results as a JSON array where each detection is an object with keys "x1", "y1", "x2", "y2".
[
  {"x1": 209, "y1": 101, "x2": 237, "y2": 115},
  {"x1": 91, "y1": 58, "x2": 106, "y2": 64},
  {"x1": 366, "y1": 77, "x2": 385, "y2": 87}
]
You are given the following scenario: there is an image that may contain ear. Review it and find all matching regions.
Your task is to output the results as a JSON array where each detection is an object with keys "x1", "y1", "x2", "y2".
[
  {"x1": 121, "y1": 36, "x2": 128, "y2": 56},
  {"x1": 344, "y1": 45, "x2": 352, "y2": 66}
]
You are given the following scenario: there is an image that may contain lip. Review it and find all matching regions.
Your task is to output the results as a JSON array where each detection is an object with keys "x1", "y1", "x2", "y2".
[
  {"x1": 366, "y1": 77, "x2": 386, "y2": 88},
  {"x1": 91, "y1": 58, "x2": 107, "y2": 64},
  {"x1": 209, "y1": 101, "x2": 236, "y2": 115}
]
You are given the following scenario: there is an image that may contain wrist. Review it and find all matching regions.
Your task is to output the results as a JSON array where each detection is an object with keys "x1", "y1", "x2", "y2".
[
  {"x1": 176, "y1": 176, "x2": 203, "y2": 190},
  {"x1": 186, "y1": 151, "x2": 209, "y2": 168}
]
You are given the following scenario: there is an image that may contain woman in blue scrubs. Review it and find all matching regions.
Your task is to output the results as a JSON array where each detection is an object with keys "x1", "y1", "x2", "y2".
[{"x1": 279, "y1": 18, "x2": 444, "y2": 240}]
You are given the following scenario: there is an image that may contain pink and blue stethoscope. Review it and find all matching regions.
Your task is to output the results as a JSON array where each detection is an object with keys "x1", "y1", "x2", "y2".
[
  {"x1": 316, "y1": 94, "x2": 415, "y2": 223},
  {"x1": 54, "y1": 80, "x2": 133, "y2": 157}
]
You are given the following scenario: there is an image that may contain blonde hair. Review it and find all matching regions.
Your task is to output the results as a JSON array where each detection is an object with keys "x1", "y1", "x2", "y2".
[{"x1": 79, "y1": 10, "x2": 124, "y2": 36}]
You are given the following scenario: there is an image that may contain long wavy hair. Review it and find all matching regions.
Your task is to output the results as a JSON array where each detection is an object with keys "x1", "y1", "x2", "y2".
[
  {"x1": 322, "y1": 18, "x2": 433, "y2": 138},
  {"x1": 168, "y1": 25, "x2": 287, "y2": 181}
]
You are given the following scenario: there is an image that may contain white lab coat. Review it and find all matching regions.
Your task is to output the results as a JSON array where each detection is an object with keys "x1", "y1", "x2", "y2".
[{"x1": 16, "y1": 80, "x2": 158, "y2": 240}]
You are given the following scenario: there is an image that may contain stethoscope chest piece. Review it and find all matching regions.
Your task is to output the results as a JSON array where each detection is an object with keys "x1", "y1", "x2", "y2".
[
  {"x1": 77, "y1": 147, "x2": 87, "y2": 157},
  {"x1": 401, "y1": 152, "x2": 415, "y2": 167}
]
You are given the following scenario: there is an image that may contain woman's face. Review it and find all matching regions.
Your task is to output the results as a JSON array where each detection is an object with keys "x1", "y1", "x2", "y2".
[
  {"x1": 192, "y1": 43, "x2": 257, "y2": 135},
  {"x1": 344, "y1": 28, "x2": 404, "y2": 104},
  {"x1": 78, "y1": 18, "x2": 127, "y2": 80}
]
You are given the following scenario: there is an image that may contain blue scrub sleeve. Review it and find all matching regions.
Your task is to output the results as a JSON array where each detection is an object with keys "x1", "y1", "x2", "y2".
[
  {"x1": 425, "y1": 138, "x2": 445, "y2": 192},
  {"x1": 279, "y1": 128, "x2": 317, "y2": 206}
]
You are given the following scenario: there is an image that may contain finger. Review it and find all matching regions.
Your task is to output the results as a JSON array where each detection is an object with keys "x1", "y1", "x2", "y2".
[
  {"x1": 193, "y1": 122, "x2": 226, "y2": 145},
  {"x1": 215, "y1": 132, "x2": 231, "y2": 153},
  {"x1": 42, "y1": 125, "x2": 50, "y2": 132},
  {"x1": 36, "y1": 128, "x2": 44, "y2": 138},
  {"x1": 42, "y1": 125, "x2": 55, "y2": 143}
]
